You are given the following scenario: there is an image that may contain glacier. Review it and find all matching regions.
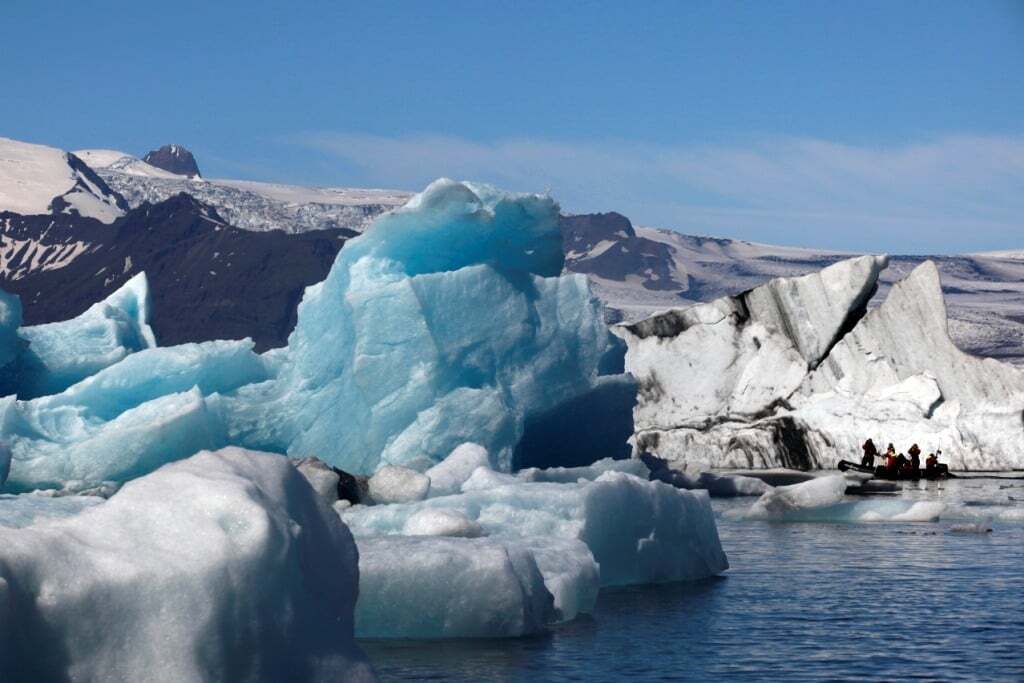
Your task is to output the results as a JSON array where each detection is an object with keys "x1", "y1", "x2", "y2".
[
  {"x1": 618, "y1": 257, "x2": 1024, "y2": 471},
  {"x1": 0, "y1": 448, "x2": 374, "y2": 681}
]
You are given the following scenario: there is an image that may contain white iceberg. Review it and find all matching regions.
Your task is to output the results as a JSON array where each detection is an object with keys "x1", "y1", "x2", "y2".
[
  {"x1": 0, "y1": 447, "x2": 374, "y2": 681},
  {"x1": 618, "y1": 257, "x2": 1024, "y2": 471}
]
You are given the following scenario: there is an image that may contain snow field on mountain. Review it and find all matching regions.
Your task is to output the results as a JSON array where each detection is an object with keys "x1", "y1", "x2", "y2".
[{"x1": 0, "y1": 138, "x2": 123, "y2": 223}]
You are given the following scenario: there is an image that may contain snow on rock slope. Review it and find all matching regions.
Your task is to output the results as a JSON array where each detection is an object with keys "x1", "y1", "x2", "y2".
[
  {"x1": 78, "y1": 148, "x2": 409, "y2": 234},
  {"x1": 0, "y1": 447, "x2": 374, "y2": 681},
  {"x1": 618, "y1": 257, "x2": 1024, "y2": 471},
  {"x1": 0, "y1": 138, "x2": 127, "y2": 223}
]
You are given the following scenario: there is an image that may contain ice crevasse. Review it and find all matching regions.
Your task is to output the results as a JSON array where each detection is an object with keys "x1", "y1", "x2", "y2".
[{"x1": 0, "y1": 179, "x2": 614, "y2": 490}]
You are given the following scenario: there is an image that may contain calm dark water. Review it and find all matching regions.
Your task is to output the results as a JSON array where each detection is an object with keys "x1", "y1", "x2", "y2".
[{"x1": 364, "y1": 477, "x2": 1024, "y2": 682}]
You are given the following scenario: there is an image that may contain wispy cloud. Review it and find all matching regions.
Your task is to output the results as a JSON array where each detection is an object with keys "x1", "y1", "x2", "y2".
[{"x1": 288, "y1": 132, "x2": 1024, "y2": 253}]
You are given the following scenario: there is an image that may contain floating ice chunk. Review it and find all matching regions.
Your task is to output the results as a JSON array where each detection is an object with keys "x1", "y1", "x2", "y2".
[
  {"x1": 515, "y1": 536, "x2": 601, "y2": 623},
  {"x1": 518, "y1": 457, "x2": 649, "y2": 483},
  {"x1": 425, "y1": 442, "x2": 491, "y2": 496},
  {"x1": 2, "y1": 340, "x2": 268, "y2": 491},
  {"x1": 345, "y1": 472, "x2": 728, "y2": 589},
  {"x1": 15, "y1": 273, "x2": 156, "y2": 398},
  {"x1": 403, "y1": 509, "x2": 485, "y2": 538},
  {"x1": 749, "y1": 474, "x2": 848, "y2": 516},
  {"x1": 695, "y1": 472, "x2": 772, "y2": 497},
  {"x1": 355, "y1": 536, "x2": 554, "y2": 638},
  {"x1": 368, "y1": 465, "x2": 430, "y2": 504},
  {"x1": 4, "y1": 388, "x2": 228, "y2": 492},
  {"x1": 644, "y1": 459, "x2": 771, "y2": 497},
  {"x1": 735, "y1": 474, "x2": 944, "y2": 523},
  {"x1": 950, "y1": 521, "x2": 993, "y2": 534},
  {"x1": 0, "y1": 448, "x2": 374, "y2": 681},
  {"x1": 460, "y1": 466, "x2": 519, "y2": 492}
]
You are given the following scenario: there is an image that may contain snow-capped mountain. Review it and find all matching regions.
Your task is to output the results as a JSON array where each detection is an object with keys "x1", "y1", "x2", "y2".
[
  {"x1": 77, "y1": 147, "x2": 411, "y2": 234},
  {"x1": 0, "y1": 137, "x2": 127, "y2": 223},
  {"x1": 560, "y1": 212, "x2": 1024, "y2": 364}
]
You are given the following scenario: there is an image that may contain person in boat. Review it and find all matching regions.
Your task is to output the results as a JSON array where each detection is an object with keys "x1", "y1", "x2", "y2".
[
  {"x1": 861, "y1": 439, "x2": 878, "y2": 468},
  {"x1": 884, "y1": 446, "x2": 898, "y2": 472},
  {"x1": 925, "y1": 452, "x2": 938, "y2": 475},
  {"x1": 908, "y1": 444, "x2": 921, "y2": 473}
]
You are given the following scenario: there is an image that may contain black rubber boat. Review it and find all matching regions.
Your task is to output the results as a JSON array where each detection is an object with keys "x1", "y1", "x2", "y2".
[{"x1": 838, "y1": 460, "x2": 954, "y2": 481}]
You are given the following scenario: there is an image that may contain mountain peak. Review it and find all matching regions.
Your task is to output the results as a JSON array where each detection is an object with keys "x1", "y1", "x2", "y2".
[{"x1": 142, "y1": 144, "x2": 201, "y2": 179}]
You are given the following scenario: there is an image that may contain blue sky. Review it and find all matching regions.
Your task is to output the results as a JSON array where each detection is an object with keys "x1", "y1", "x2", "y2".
[{"x1": 3, "y1": 0, "x2": 1023, "y2": 253}]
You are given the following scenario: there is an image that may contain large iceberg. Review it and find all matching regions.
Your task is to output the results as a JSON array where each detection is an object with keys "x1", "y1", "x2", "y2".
[
  {"x1": 0, "y1": 448, "x2": 374, "y2": 681},
  {"x1": 1, "y1": 180, "x2": 614, "y2": 491},
  {"x1": 223, "y1": 179, "x2": 612, "y2": 473},
  {"x1": 618, "y1": 257, "x2": 1024, "y2": 471}
]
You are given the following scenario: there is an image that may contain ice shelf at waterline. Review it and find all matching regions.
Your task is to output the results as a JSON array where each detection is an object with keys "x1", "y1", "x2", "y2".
[
  {"x1": 1, "y1": 180, "x2": 615, "y2": 490},
  {"x1": 0, "y1": 448, "x2": 375, "y2": 681},
  {"x1": 617, "y1": 257, "x2": 1024, "y2": 471}
]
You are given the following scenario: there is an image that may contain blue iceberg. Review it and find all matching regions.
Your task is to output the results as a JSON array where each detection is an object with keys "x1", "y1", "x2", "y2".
[{"x1": 1, "y1": 180, "x2": 615, "y2": 489}]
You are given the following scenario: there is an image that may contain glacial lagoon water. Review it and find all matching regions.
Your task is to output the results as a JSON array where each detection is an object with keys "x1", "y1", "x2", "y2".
[{"x1": 364, "y1": 475, "x2": 1024, "y2": 681}]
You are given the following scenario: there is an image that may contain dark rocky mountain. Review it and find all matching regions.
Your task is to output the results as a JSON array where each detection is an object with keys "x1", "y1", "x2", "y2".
[
  {"x1": 142, "y1": 144, "x2": 201, "y2": 178},
  {"x1": 559, "y1": 212, "x2": 685, "y2": 292},
  {"x1": 0, "y1": 194, "x2": 353, "y2": 350}
]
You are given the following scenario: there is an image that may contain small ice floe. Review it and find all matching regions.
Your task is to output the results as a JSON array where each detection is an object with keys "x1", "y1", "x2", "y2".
[{"x1": 730, "y1": 474, "x2": 944, "y2": 523}]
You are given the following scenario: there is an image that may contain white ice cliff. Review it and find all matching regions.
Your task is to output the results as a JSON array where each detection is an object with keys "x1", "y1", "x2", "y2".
[
  {"x1": 618, "y1": 257, "x2": 1024, "y2": 470},
  {"x1": 0, "y1": 448, "x2": 374, "y2": 681}
]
